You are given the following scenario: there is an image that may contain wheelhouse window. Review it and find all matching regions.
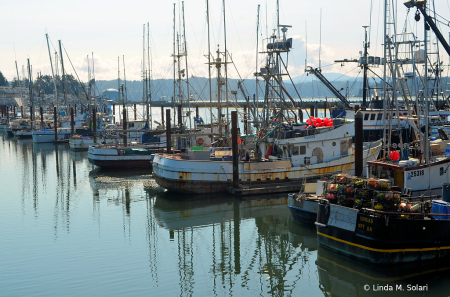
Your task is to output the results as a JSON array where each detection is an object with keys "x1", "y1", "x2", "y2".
[
  {"x1": 377, "y1": 113, "x2": 382, "y2": 120},
  {"x1": 364, "y1": 113, "x2": 370, "y2": 121},
  {"x1": 370, "y1": 114, "x2": 376, "y2": 121},
  {"x1": 300, "y1": 146, "x2": 306, "y2": 155}
]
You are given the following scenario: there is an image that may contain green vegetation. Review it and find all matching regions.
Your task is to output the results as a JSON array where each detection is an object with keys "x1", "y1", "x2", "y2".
[{"x1": 0, "y1": 72, "x2": 8, "y2": 86}]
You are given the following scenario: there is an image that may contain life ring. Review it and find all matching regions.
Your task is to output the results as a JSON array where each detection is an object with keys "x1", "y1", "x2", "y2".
[{"x1": 197, "y1": 138, "x2": 204, "y2": 145}]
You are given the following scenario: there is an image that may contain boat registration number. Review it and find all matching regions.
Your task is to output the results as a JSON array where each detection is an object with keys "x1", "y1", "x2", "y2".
[
  {"x1": 305, "y1": 135, "x2": 315, "y2": 139},
  {"x1": 409, "y1": 170, "x2": 424, "y2": 178}
]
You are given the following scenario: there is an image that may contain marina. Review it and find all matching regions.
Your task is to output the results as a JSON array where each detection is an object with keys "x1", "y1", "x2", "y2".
[
  {"x1": 2, "y1": 133, "x2": 450, "y2": 296},
  {"x1": 3, "y1": 0, "x2": 450, "y2": 295}
]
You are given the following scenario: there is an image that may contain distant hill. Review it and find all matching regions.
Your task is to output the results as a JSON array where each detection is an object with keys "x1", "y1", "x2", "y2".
[{"x1": 94, "y1": 74, "x2": 367, "y2": 101}]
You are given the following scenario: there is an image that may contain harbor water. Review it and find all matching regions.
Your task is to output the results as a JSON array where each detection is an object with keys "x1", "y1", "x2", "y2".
[{"x1": 1, "y1": 132, "x2": 450, "y2": 296}]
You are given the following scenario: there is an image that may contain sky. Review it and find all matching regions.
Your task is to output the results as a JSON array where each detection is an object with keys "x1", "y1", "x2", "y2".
[{"x1": 1, "y1": 0, "x2": 450, "y2": 84}]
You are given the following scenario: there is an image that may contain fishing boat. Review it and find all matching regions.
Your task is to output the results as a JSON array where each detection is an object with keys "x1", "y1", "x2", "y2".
[
  {"x1": 288, "y1": 181, "x2": 326, "y2": 224},
  {"x1": 5, "y1": 119, "x2": 31, "y2": 137},
  {"x1": 363, "y1": 0, "x2": 450, "y2": 197},
  {"x1": 87, "y1": 137, "x2": 166, "y2": 169},
  {"x1": 315, "y1": 173, "x2": 450, "y2": 264},
  {"x1": 153, "y1": 121, "x2": 382, "y2": 194},
  {"x1": 153, "y1": 17, "x2": 383, "y2": 194}
]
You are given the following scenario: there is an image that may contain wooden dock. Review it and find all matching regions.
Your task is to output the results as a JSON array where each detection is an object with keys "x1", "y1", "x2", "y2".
[{"x1": 227, "y1": 181, "x2": 302, "y2": 196}]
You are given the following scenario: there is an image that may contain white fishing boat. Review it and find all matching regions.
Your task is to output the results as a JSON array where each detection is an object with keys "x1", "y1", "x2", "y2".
[
  {"x1": 88, "y1": 141, "x2": 166, "y2": 169},
  {"x1": 32, "y1": 128, "x2": 73, "y2": 143},
  {"x1": 153, "y1": 120, "x2": 382, "y2": 194}
]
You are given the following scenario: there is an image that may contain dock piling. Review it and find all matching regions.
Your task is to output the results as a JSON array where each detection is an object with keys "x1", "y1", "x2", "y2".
[
  {"x1": 70, "y1": 108, "x2": 74, "y2": 136},
  {"x1": 123, "y1": 107, "x2": 127, "y2": 147},
  {"x1": 166, "y1": 109, "x2": 171, "y2": 154},
  {"x1": 232, "y1": 111, "x2": 239, "y2": 189},
  {"x1": 93, "y1": 108, "x2": 97, "y2": 143},
  {"x1": 355, "y1": 110, "x2": 363, "y2": 177},
  {"x1": 161, "y1": 104, "x2": 165, "y2": 128},
  {"x1": 54, "y1": 106, "x2": 57, "y2": 142}
]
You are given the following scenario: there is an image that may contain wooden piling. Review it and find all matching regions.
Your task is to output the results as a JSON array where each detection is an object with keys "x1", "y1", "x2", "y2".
[
  {"x1": 166, "y1": 109, "x2": 171, "y2": 154},
  {"x1": 123, "y1": 107, "x2": 127, "y2": 147},
  {"x1": 21, "y1": 106, "x2": 23, "y2": 118},
  {"x1": 13, "y1": 106, "x2": 16, "y2": 119},
  {"x1": 161, "y1": 104, "x2": 165, "y2": 128},
  {"x1": 231, "y1": 111, "x2": 239, "y2": 189},
  {"x1": 93, "y1": 108, "x2": 97, "y2": 143},
  {"x1": 298, "y1": 109, "x2": 303, "y2": 122},
  {"x1": 309, "y1": 105, "x2": 314, "y2": 118},
  {"x1": 177, "y1": 104, "x2": 182, "y2": 126},
  {"x1": 40, "y1": 107, "x2": 43, "y2": 129},
  {"x1": 243, "y1": 105, "x2": 248, "y2": 135},
  {"x1": 354, "y1": 110, "x2": 363, "y2": 177},
  {"x1": 70, "y1": 107, "x2": 74, "y2": 135},
  {"x1": 54, "y1": 106, "x2": 58, "y2": 142},
  {"x1": 113, "y1": 104, "x2": 115, "y2": 115},
  {"x1": 134, "y1": 103, "x2": 137, "y2": 120}
]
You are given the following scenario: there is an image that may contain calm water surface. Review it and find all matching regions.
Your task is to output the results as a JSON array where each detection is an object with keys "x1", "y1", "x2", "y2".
[{"x1": 1, "y1": 131, "x2": 450, "y2": 297}]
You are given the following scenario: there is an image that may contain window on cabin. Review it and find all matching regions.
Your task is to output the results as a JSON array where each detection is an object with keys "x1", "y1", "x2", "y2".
[
  {"x1": 300, "y1": 146, "x2": 306, "y2": 155},
  {"x1": 377, "y1": 113, "x2": 382, "y2": 120},
  {"x1": 293, "y1": 146, "x2": 299, "y2": 156},
  {"x1": 304, "y1": 157, "x2": 310, "y2": 165},
  {"x1": 364, "y1": 113, "x2": 369, "y2": 121},
  {"x1": 370, "y1": 114, "x2": 376, "y2": 121},
  {"x1": 340, "y1": 140, "x2": 348, "y2": 156}
]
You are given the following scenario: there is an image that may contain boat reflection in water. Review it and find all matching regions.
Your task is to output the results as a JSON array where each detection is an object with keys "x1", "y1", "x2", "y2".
[
  {"x1": 316, "y1": 246, "x2": 450, "y2": 296},
  {"x1": 152, "y1": 192, "x2": 321, "y2": 296}
]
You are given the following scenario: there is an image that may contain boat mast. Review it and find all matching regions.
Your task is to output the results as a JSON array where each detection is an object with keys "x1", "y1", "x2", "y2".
[
  {"x1": 147, "y1": 22, "x2": 152, "y2": 131},
  {"x1": 256, "y1": 4, "x2": 260, "y2": 130},
  {"x1": 118, "y1": 56, "x2": 121, "y2": 124},
  {"x1": 143, "y1": 24, "x2": 148, "y2": 129},
  {"x1": 58, "y1": 41, "x2": 67, "y2": 111},
  {"x1": 123, "y1": 55, "x2": 128, "y2": 120},
  {"x1": 27, "y1": 59, "x2": 33, "y2": 126},
  {"x1": 207, "y1": 0, "x2": 213, "y2": 136},
  {"x1": 45, "y1": 33, "x2": 58, "y2": 115},
  {"x1": 15, "y1": 61, "x2": 22, "y2": 110},
  {"x1": 362, "y1": 26, "x2": 369, "y2": 107},
  {"x1": 182, "y1": 2, "x2": 191, "y2": 131},
  {"x1": 381, "y1": 0, "x2": 388, "y2": 159},
  {"x1": 424, "y1": 2, "x2": 429, "y2": 165},
  {"x1": 223, "y1": 0, "x2": 229, "y2": 135},
  {"x1": 173, "y1": 3, "x2": 176, "y2": 128}
]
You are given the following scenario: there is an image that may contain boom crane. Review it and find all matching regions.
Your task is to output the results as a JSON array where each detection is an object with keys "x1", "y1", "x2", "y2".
[
  {"x1": 404, "y1": 0, "x2": 450, "y2": 56},
  {"x1": 305, "y1": 66, "x2": 351, "y2": 108}
]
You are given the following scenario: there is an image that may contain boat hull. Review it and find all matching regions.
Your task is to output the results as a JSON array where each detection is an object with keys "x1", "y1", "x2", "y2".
[
  {"x1": 88, "y1": 158, "x2": 153, "y2": 169},
  {"x1": 316, "y1": 202, "x2": 450, "y2": 265},
  {"x1": 32, "y1": 130, "x2": 71, "y2": 143},
  {"x1": 288, "y1": 194, "x2": 318, "y2": 224},
  {"x1": 153, "y1": 142, "x2": 382, "y2": 194}
]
